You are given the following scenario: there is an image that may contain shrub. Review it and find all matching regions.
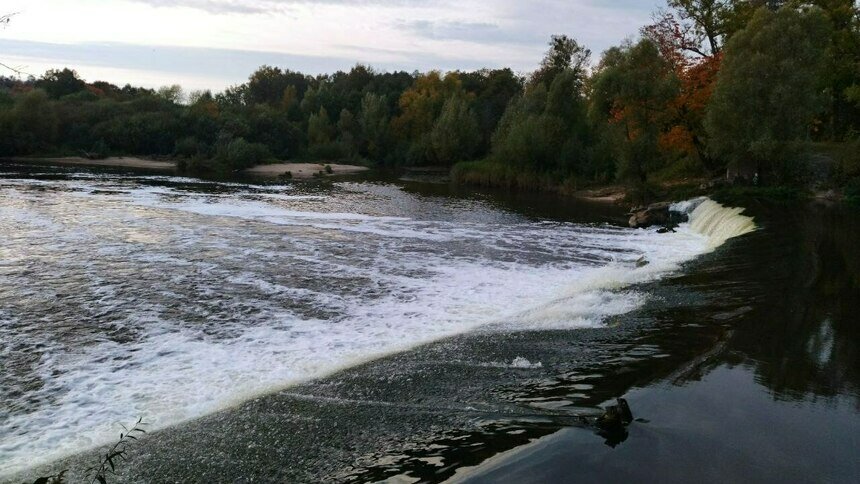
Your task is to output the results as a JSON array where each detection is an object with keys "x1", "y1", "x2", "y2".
[
  {"x1": 174, "y1": 136, "x2": 200, "y2": 158},
  {"x1": 217, "y1": 137, "x2": 271, "y2": 171}
]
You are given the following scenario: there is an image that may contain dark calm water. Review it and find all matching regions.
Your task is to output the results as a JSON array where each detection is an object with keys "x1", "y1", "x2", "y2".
[{"x1": 1, "y1": 163, "x2": 857, "y2": 483}]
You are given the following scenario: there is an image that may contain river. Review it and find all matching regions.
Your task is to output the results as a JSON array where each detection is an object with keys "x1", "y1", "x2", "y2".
[{"x1": 0, "y1": 163, "x2": 857, "y2": 482}]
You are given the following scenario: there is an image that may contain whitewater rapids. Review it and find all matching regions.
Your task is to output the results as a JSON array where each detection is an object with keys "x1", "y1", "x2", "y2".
[{"x1": 0, "y1": 172, "x2": 754, "y2": 476}]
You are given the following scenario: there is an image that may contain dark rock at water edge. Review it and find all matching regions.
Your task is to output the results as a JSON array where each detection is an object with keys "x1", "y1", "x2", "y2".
[
  {"x1": 628, "y1": 202, "x2": 689, "y2": 228},
  {"x1": 597, "y1": 398, "x2": 634, "y2": 430}
]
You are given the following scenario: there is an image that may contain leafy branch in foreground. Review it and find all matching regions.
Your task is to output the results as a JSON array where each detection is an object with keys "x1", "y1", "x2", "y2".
[
  {"x1": 29, "y1": 417, "x2": 147, "y2": 484},
  {"x1": 85, "y1": 417, "x2": 147, "y2": 484}
]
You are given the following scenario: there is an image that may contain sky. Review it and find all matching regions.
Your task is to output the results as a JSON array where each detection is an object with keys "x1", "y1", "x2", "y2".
[{"x1": 0, "y1": 0, "x2": 657, "y2": 92}]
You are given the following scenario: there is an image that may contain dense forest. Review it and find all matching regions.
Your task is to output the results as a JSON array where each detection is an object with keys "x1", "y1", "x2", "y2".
[{"x1": 1, "y1": 0, "x2": 858, "y2": 199}]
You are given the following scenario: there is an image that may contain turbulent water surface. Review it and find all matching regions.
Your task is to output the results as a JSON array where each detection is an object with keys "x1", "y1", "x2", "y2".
[{"x1": 0, "y1": 166, "x2": 752, "y2": 477}]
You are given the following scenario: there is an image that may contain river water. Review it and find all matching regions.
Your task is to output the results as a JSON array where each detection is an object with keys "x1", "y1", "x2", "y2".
[{"x1": 1, "y1": 164, "x2": 854, "y2": 482}]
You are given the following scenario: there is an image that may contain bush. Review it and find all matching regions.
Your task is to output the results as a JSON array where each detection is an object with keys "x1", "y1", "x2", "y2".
[
  {"x1": 218, "y1": 137, "x2": 270, "y2": 170},
  {"x1": 174, "y1": 136, "x2": 199, "y2": 158}
]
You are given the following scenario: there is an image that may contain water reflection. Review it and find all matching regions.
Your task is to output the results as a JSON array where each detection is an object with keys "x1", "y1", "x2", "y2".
[{"x1": 720, "y1": 203, "x2": 860, "y2": 403}]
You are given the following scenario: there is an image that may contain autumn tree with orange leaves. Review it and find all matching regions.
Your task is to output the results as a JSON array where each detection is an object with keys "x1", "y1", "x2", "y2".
[{"x1": 642, "y1": 2, "x2": 728, "y2": 171}]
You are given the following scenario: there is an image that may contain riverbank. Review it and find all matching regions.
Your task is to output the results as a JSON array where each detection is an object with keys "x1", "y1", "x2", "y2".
[
  {"x1": 0, "y1": 157, "x2": 374, "y2": 182},
  {"x1": 2, "y1": 156, "x2": 177, "y2": 171},
  {"x1": 244, "y1": 162, "x2": 369, "y2": 179},
  {"x1": 451, "y1": 155, "x2": 860, "y2": 207}
]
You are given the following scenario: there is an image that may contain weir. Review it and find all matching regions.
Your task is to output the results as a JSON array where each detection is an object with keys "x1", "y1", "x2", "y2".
[{"x1": 676, "y1": 198, "x2": 756, "y2": 247}]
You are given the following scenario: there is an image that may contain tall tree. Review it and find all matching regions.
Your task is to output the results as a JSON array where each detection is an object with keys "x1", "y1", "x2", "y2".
[
  {"x1": 429, "y1": 95, "x2": 480, "y2": 165},
  {"x1": 307, "y1": 107, "x2": 334, "y2": 146},
  {"x1": 358, "y1": 92, "x2": 390, "y2": 160},
  {"x1": 590, "y1": 40, "x2": 679, "y2": 183},
  {"x1": 337, "y1": 108, "x2": 358, "y2": 155},
  {"x1": 705, "y1": 6, "x2": 832, "y2": 181},
  {"x1": 36, "y1": 68, "x2": 87, "y2": 99},
  {"x1": 531, "y1": 35, "x2": 591, "y2": 88}
]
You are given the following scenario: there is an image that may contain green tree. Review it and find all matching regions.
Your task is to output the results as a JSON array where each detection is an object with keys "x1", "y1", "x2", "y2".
[
  {"x1": 358, "y1": 92, "x2": 390, "y2": 160},
  {"x1": 247, "y1": 66, "x2": 310, "y2": 106},
  {"x1": 308, "y1": 106, "x2": 334, "y2": 147},
  {"x1": 337, "y1": 108, "x2": 358, "y2": 155},
  {"x1": 531, "y1": 35, "x2": 591, "y2": 89},
  {"x1": 705, "y1": 6, "x2": 832, "y2": 182},
  {"x1": 803, "y1": 0, "x2": 860, "y2": 139},
  {"x1": 0, "y1": 89, "x2": 58, "y2": 155},
  {"x1": 391, "y1": 71, "x2": 464, "y2": 164},
  {"x1": 156, "y1": 84, "x2": 184, "y2": 104},
  {"x1": 36, "y1": 68, "x2": 87, "y2": 99},
  {"x1": 428, "y1": 95, "x2": 480, "y2": 165},
  {"x1": 590, "y1": 40, "x2": 679, "y2": 183}
]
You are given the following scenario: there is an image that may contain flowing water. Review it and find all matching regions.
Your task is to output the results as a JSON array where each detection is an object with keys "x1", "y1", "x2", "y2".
[{"x1": 0, "y1": 166, "x2": 757, "y2": 477}]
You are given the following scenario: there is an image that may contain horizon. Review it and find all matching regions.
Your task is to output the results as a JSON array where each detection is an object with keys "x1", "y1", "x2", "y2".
[{"x1": 0, "y1": 0, "x2": 656, "y2": 91}]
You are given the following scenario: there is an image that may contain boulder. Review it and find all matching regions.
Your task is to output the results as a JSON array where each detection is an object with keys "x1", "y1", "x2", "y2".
[
  {"x1": 628, "y1": 202, "x2": 672, "y2": 228},
  {"x1": 597, "y1": 397, "x2": 634, "y2": 429}
]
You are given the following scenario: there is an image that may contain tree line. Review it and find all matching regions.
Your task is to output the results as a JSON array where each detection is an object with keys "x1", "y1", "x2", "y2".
[{"x1": 1, "y1": 0, "x2": 858, "y2": 193}]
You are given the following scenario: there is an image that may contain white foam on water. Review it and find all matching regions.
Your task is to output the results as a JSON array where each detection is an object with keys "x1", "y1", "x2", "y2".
[
  {"x1": 510, "y1": 357, "x2": 543, "y2": 369},
  {"x1": 0, "y1": 174, "x2": 756, "y2": 477},
  {"x1": 670, "y1": 196, "x2": 708, "y2": 214}
]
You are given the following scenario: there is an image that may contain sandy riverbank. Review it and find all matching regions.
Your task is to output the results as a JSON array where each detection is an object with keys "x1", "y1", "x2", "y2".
[
  {"x1": 572, "y1": 186, "x2": 627, "y2": 203},
  {"x1": 3, "y1": 157, "x2": 177, "y2": 171},
  {"x1": 245, "y1": 163, "x2": 369, "y2": 179}
]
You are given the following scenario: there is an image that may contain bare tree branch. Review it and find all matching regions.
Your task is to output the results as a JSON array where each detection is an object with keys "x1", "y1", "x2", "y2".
[
  {"x1": 1, "y1": 12, "x2": 19, "y2": 27},
  {"x1": 0, "y1": 12, "x2": 34, "y2": 77}
]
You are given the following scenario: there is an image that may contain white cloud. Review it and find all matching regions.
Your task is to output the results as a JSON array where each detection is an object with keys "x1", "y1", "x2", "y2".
[{"x1": 0, "y1": 0, "x2": 657, "y2": 90}]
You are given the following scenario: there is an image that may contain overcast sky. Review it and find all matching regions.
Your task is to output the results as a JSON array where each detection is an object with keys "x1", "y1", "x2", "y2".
[{"x1": 0, "y1": 0, "x2": 657, "y2": 91}]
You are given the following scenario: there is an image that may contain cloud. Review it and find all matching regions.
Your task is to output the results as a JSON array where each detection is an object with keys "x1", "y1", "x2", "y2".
[
  {"x1": 0, "y1": 37, "x2": 498, "y2": 88},
  {"x1": 396, "y1": 19, "x2": 545, "y2": 46},
  {"x1": 130, "y1": 0, "x2": 434, "y2": 15}
]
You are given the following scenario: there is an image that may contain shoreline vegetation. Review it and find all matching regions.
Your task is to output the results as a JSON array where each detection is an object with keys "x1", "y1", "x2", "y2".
[{"x1": 1, "y1": 2, "x2": 858, "y2": 206}]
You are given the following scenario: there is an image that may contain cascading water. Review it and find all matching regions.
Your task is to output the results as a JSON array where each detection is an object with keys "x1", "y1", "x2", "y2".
[
  {"x1": 0, "y1": 168, "x2": 756, "y2": 478},
  {"x1": 671, "y1": 196, "x2": 757, "y2": 246}
]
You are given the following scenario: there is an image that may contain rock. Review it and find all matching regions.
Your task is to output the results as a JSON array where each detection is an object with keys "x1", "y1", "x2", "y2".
[
  {"x1": 635, "y1": 256, "x2": 649, "y2": 267},
  {"x1": 597, "y1": 397, "x2": 634, "y2": 429},
  {"x1": 628, "y1": 202, "x2": 672, "y2": 228},
  {"x1": 617, "y1": 397, "x2": 633, "y2": 424},
  {"x1": 594, "y1": 398, "x2": 635, "y2": 448}
]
